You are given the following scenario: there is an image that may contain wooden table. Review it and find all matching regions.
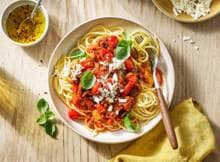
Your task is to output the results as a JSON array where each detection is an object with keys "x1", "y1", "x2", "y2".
[{"x1": 0, "y1": 0, "x2": 220, "y2": 162}]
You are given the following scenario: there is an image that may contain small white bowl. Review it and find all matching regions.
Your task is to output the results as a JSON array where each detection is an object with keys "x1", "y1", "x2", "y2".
[
  {"x1": 1, "y1": 0, "x2": 49, "y2": 47},
  {"x1": 48, "y1": 17, "x2": 175, "y2": 144}
]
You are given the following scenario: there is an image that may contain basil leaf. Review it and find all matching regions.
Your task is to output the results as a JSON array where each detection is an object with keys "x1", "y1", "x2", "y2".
[
  {"x1": 70, "y1": 50, "x2": 86, "y2": 59},
  {"x1": 116, "y1": 40, "x2": 131, "y2": 60},
  {"x1": 123, "y1": 114, "x2": 138, "y2": 132},
  {"x1": 45, "y1": 121, "x2": 57, "y2": 137},
  {"x1": 37, "y1": 98, "x2": 49, "y2": 113},
  {"x1": 45, "y1": 111, "x2": 55, "y2": 120},
  {"x1": 36, "y1": 115, "x2": 47, "y2": 125},
  {"x1": 123, "y1": 32, "x2": 130, "y2": 41},
  {"x1": 80, "y1": 70, "x2": 96, "y2": 90}
]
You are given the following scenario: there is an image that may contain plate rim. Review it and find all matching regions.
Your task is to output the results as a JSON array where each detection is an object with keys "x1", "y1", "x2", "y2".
[{"x1": 47, "y1": 16, "x2": 175, "y2": 144}]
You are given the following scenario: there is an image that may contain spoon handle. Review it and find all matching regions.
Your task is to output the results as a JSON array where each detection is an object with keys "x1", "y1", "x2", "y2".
[
  {"x1": 31, "y1": 0, "x2": 42, "y2": 19},
  {"x1": 156, "y1": 88, "x2": 178, "y2": 149}
]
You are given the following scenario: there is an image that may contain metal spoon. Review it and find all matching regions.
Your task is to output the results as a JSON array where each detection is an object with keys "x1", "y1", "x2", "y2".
[{"x1": 17, "y1": 0, "x2": 42, "y2": 34}]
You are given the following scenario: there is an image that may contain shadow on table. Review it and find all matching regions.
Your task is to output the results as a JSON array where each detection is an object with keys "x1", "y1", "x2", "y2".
[
  {"x1": 203, "y1": 120, "x2": 220, "y2": 162},
  {"x1": 166, "y1": 43, "x2": 220, "y2": 162},
  {"x1": 21, "y1": 16, "x2": 61, "y2": 67},
  {"x1": 87, "y1": 139, "x2": 131, "y2": 160},
  {"x1": 0, "y1": 68, "x2": 62, "y2": 161},
  {"x1": 0, "y1": 68, "x2": 29, "y2": 127}
]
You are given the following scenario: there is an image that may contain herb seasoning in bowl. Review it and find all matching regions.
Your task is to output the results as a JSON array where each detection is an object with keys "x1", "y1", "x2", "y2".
[{"x1": 1, "y1": 0, "x2": 49, "y2": 47}]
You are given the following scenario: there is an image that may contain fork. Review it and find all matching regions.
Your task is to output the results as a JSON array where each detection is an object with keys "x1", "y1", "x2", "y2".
[
  {"x1": 134, "y1": 33, "x2": 178, "y2": 149},
  {"x1": 150, "y1": 53, "x2": 178, "y2": 149}
]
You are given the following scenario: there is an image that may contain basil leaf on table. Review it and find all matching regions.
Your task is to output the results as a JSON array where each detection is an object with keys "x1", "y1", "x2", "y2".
[
  {"x1": 116, "y1": 40, "x2": 131, "y2": 60},
  {"x1": 69, "y1": 50, "x2": 86, "y2": 59},
  {"x1": 36, "y1": 98, "x2": 57, "y2": 138},
  {"x1": 80, "y1": 70, "x2": 96, "y2": 90},
  {"x1": 36, "y1": 114, "x2": 47, "y2": 125},
  {"x1": 45, "y1": 121, "x2": 57, "y2": 137},
  {"x1": 37, "y1": 98, "x2": 49, "y2": 113},
  {"x1": 123, "y1": 114, "x2": 139, "y2": 132},
  {"x1": 44, "y1": 111, "x2": 55, "y2": 120}
]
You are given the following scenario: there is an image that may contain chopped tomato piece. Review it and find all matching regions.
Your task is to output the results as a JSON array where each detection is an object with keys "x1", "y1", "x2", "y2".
[
  {"x1": 71, "y1": 83, "x2": 78, "y2": 93},
  {"x1": 123, "y1": 74, "x2": 137, "y2": 96},
  {"x1": 104, "y1": 52, "x2": 114, "y2": 61},
  {"x1": 71, "y1": 94, "x2": 80, "y2": 105},
  {"x1": 99, "y1": 49, "x2": 109, "y2": 55},
  {"x1": 107, "y1": 118, "x2": 114, "y2": 125},
  {"x1": 156, "y1": 68, "x2": 163, "y2": 86},
  {"x1": 143, "y1": 69, "x2": 153, "y2": 86},
  {"x1": 126, "y1": 73, "x2": 137, "y2": 84},
  {"x1": 91, "y1": 82, "x2": 100, "y2": 95},
  {"x1": 107, "y1": 78, "x2": 113, "y2": 83},
  {"x1": 119, "y1": 76, "x2": 124, "y2": 84},
  {"x1": 97, "y1": 49, "x2": 114, "y2": 62},
  {"x1": 80, "y1": 59, "x2": 95, "y2": 69},
  {"x1": 68, "y1": 109, "x2": 79, "y2": 119},
  {"x1": 124, "y1": 58, "x2": 134, "y2": 71},
  {"x1": 122, "y1": 97, "x2": 134, "y2": 111},
  {"x1": 107, "y1": 36, "x2": 118, "y2": 48},
  {"x1": 122, "y1": 82, "x2": 133, "y2": 96}
]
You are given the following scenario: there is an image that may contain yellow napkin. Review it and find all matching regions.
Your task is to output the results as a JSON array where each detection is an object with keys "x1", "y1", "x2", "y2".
[{"x1": 109, "y1": 99, "x2": 215, "y2": 162}]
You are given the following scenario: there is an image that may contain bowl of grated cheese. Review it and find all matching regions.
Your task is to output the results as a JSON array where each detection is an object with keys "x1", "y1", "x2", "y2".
[{"x1": 152, "y1": 0, "x2": 220, "y2": 23}]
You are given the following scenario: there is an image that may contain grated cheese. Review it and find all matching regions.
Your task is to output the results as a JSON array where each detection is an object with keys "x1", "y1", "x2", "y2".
[
  {"x1": 118, "y1": 98, "x2": 128, "y2": 103},
  {"x1": 172, "y1": 0, "x2": 213, "y2": 20},
  {"x1": 109, "y1": 57, "x2": 125, "y2": 71},
  {"x1": 107, "y1": 105, "x2": 113, "y2": 112},
  {"x1": 93, "y1": 95, "x2": 104, "y2": 104},
  {"x1": 99, "y1": 61, "x2": 108, "y2": 66},
  {"x1": 97, "y1": 73, "x2": 120, "y2": 104},
  {"x1": 70, "y1": 64, "x2": 83, "y2": 80},
  {"x1": 112, "y1": 73, "x2": 118, "y2": 82},
  {"x1": 115, "y1": 110, "x2": 119, "y2": 116}
]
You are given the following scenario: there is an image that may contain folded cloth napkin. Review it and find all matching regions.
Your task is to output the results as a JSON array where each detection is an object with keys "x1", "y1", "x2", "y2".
[{"x1": 109, "y1": 99, "x2": 215, "y2": 162}]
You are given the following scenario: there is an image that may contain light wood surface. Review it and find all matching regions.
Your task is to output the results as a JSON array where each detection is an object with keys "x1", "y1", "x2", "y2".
[{"x1": 0, "y1": 0, "x2": 220, "y2": 162}]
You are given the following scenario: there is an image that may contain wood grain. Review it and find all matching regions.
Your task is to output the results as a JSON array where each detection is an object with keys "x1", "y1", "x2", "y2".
[{"x1": 0, "y1": 0, "x2": 220, "y2": 162}]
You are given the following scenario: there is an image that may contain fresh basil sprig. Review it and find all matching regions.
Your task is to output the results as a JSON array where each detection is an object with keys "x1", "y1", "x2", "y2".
[
  {"x1": 80, "y1": 70, "x2": 96, "y2": 90},
  {"x1": 69, "y1": 50, "x2": 86, "y2": 59},
  {"x1": 123, "y1": 114, "x2": 139, "y2": 132},
  {"x1": 37, "y1": 98, "x2": 49, "y2": 113},
  {"x1": 116, "y1": 32, "x2": 131, "y2": 60},
  {"x1": 37, "y1": 98, "x2": 57, "y2": 137}
]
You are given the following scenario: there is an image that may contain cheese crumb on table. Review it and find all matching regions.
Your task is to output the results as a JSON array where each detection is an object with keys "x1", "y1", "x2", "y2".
[
  {"x1": 194, "y1": 46, "x2": 199, "y2": 50},
  {"x1": 183, "y1": 36, "x2": 191, "y2": 41}
]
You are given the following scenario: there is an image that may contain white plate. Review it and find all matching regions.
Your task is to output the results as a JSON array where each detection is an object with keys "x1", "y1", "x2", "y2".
[{"x1": 48, "y1": 17, "x2": 175, "y2": 144}]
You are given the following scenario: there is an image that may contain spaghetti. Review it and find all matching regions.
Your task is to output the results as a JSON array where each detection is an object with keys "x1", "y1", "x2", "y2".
[{"x1": 52, "y1": 25, "x2": 162, "y2": 132}]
